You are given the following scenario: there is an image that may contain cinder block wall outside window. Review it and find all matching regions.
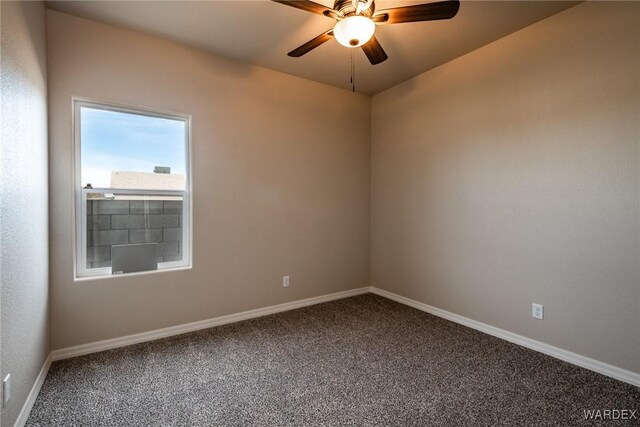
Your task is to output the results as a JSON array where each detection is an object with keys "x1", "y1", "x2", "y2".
[{"x1": 86, "y1": 199, "x2": 183, "y2": 268}]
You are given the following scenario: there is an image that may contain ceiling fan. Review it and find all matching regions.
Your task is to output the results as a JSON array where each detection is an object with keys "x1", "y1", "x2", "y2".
[{"x1": 272, "y1": 0, "x2": 460, "y2": 65}]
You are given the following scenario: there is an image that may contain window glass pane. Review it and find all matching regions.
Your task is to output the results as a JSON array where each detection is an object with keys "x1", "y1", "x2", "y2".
[
  {"x1": 78, "y1": 104, "x2": 189, "y2": 276},
  {"x1": 80, "y1": 107, "x2": 186, "y2": 190},
  {"x1": 85, "y1": 192, "x2": 184, "y2": 269}
]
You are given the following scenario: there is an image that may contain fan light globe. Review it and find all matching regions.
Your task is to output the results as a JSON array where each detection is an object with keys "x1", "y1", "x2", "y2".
[{"x1": 333, "y1": 16, "x2": 375, "y2": 48}]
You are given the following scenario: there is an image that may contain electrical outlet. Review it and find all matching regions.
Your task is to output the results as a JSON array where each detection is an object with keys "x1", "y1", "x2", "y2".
[
  {"x1": 3, "y1": 374, "x2": 10, "y2": 407},
  {"x1": 532, "y1": 303, "x2": 544, "y2": 320},
  {"x1": 282, "y1": 276, "x2": 290, "y2": 288}
]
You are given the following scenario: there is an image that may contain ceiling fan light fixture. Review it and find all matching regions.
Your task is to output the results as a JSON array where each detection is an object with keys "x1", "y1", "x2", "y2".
[{"x1": 333, "y1": 15, "x2": 375, "y2": 48}]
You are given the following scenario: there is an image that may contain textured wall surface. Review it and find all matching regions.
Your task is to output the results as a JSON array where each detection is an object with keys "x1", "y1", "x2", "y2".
[
  {"x1": 0, "y1": 1, "x2": 49, "y2": 425},
  {"x1": 47, "y1": 10, "x2": 371, "y2": 350},
  {"x1": 371, "y1": 1, "x2": 639, "y2": 373}
]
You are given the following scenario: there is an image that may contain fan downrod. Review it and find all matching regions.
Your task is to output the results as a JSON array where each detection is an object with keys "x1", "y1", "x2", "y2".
[{"x1": 332, "y1": 0, "x2": 376, "y2": 18}]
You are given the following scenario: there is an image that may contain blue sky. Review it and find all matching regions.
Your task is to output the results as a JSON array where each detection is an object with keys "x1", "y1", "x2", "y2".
[{"x1": 81, "y1": 107, "x2": 186, "y2": 188}]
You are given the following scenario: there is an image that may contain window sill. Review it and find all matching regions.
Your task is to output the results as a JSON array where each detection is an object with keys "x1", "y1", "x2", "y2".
[{"x1": 74, "y1": 264, "x2": 192, "y2": 282}]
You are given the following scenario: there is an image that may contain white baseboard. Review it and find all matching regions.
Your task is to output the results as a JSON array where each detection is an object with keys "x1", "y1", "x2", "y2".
[
  {"x1": 52, "y1": 287, "x2": 370, "y2": 361},
  {"x1": 14, "y1": 353, "x2": 52, "y2": 427},
  {"x1": 370, "y1": 286, "x2": 640, "y2": 387}
]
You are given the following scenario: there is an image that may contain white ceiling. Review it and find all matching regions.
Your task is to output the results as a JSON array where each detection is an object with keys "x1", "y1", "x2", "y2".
[{"x1": 46, "y1": 0, "x2": 579, "y2": 95}]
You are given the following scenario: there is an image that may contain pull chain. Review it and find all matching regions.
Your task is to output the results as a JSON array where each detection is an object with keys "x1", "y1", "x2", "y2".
[{"x1": 350, "y1": 51, "x2": 356, "y2": 93}]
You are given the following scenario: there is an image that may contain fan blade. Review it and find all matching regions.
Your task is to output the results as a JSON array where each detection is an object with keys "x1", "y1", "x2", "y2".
[
  {"x1": 361, "y1": 36, "x2": 388, "y2": 65},
  {"x1": 288, "y1": 30, "x2": 334, "y2": 57},
  {"x1": 372, "y1": 0, "x2": 460, "y2": 24},
  {"x1": 272, "y1": 0, "x2": 340, "y2": 19}
]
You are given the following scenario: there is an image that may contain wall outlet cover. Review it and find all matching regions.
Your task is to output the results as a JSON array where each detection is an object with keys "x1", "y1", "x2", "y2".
[
  {"x1": 3, "y1": 373, "x2": 10, "y2": 407},
  {"x1": 532, "y1": 303, "x2": 544, "y2": 320}
]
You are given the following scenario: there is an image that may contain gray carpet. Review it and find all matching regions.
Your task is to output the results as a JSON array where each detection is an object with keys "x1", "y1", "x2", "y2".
[{"x1": 27, "y1": 294, "x2": 639, "y2": 426}]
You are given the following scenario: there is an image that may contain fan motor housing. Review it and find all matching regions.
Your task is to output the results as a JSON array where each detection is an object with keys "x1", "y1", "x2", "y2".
[{"x1": 333, "y1": 0, "x2": 376, "y2": 17}]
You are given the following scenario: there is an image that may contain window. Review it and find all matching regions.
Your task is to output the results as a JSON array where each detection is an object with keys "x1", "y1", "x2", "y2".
[{"x1": 74, "y1": 99, "x2": 191, "y2": 278}]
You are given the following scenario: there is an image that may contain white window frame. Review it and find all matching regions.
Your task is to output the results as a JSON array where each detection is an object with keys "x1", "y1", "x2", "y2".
[{"x1": 73, "y1": 98, "x2": 193, "y2": 279}]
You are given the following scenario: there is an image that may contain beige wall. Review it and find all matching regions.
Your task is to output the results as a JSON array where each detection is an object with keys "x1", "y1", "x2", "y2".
[
  {"x1": 0, "y1": 1, "x2": 49, "y2": 425},
  {"x1": 371, "y1": 1, "x2": 639, "y2": 373},
  {"x1": 47, "y1": 10, "x2": 370, "y2": 350}
]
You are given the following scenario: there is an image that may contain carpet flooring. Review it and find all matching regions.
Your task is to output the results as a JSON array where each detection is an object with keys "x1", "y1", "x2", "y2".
[{"x1": 27, "y1": 294, "x2": 639, "y2": 426}]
